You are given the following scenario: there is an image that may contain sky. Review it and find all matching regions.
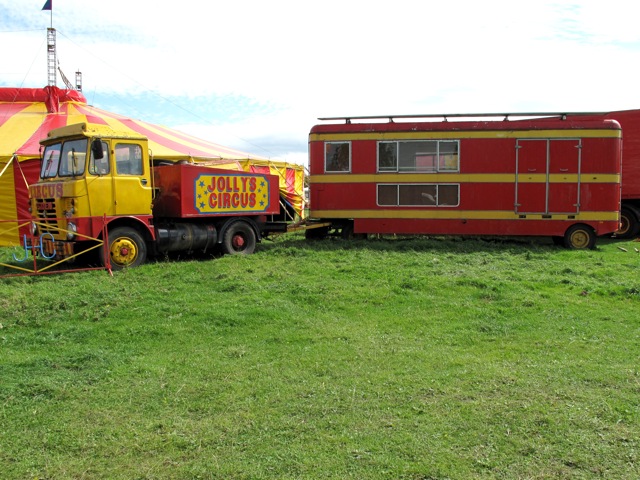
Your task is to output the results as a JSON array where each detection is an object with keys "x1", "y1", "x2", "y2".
[{"x1": 1, "y1": 0, "x2": 640, "y2": 166}]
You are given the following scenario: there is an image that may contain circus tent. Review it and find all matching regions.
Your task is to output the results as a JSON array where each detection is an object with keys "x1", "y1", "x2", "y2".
[{"x1": 0, "y1": 86, "x2": 304, "y2": 246}]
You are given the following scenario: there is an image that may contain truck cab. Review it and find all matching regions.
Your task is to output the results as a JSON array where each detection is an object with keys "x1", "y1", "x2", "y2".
[{"x1": 30, "y1": 123, "x2": 154, "y2": 266}]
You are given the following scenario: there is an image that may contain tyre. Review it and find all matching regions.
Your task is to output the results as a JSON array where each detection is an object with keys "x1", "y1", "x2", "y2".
[
  {"x1": 100, "y1": 226, "x2": 147, "y2": 269},
  {"x1": 305, "y1": 225, "x2": 329, "y2": 240},
  {"x1": 616, "y1": 207, "x2": 640, "y2": 239},
  {"x1": 222, "y1": 221, "x2": 257, "y2": 255},
  {"x1": 341, "y1": 223, "x2": 354, "y2": 240},
  {"x1": 341, "y1": 222, "x2": 367, "y2": 240},
  {"x1": 551, "y1": 236, "x2": 564, "y2": 246},
  {"x1": 563, "y1": 224, "x2": 596, "y2": 250}
]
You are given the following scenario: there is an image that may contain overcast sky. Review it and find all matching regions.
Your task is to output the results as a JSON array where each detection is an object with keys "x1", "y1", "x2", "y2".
[{"x1": 1, "y1": 0, "x2": 639, "y2": 165}]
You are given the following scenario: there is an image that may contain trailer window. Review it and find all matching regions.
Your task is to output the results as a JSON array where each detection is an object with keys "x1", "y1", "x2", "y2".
[
  {"x1": 438, "y1": 141, "x2": 459, "y2": 171},
  {"x1": 325, "y1": 142, "x2": 350, "y2": 172},
  {"x1": 400, "y1": 141, "x2": 437, "y2": 172},
  {"x1": 115, "y1": 143, "x2": 143, "y2": 175},
  {"x1": 399, "y1": 184, "x2": 437, "y2": 205},
  {"x1": 378, "y1": 142, "x2": 397, "y2": 172},
  {"x1": 378, "y1": 184, "x2": 398, "y2": 205},
  {"x1": 378, "y1": 140, "x2": 459, "y2": 173},
  {"x1": 377, "y1": 184, "x2": 459, "y2": 207},
  {"x1": 437, "y1": 184, "x2": 459, "y2": 205}
]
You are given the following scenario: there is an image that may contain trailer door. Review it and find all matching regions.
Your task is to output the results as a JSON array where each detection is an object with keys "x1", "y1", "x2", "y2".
[
  {"x1": 515, "y1": 139, "x2": 580, "y2": 214},
  {"x1": 516, "y1": 139, "x2": 547, "y2": 214},
  {"x1": 548, "y1": 139, "x2": 580, "y2": 214}
]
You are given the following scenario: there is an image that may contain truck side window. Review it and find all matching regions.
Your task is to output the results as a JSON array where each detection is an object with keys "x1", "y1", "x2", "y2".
[
  {"x1": 88, "y1": 141, "x2": 110, "y2": 175},
  {"x1": 115, "y1": 143, "x2": 143, "y2": 175}
]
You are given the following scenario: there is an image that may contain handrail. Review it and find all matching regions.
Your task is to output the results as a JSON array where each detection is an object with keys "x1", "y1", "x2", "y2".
[{"x1": 318, "y1": 112, "x2": 610, "y2": 123}]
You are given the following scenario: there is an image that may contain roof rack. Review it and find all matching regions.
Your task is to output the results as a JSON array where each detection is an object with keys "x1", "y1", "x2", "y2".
[{"x1": 317, "y1": 112, "x2": 609, "y2": 124}]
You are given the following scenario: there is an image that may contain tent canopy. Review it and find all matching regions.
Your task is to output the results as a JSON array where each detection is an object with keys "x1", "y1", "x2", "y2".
[
  {"x1": 0, "y1": 86, "x2": 304, "y2": 246},
  {"x1": 1, "y1": 86, "x2": 272, "y2": 162}
]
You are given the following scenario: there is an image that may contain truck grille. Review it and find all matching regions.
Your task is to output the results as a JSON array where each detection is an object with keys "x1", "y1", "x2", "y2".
[{"x1": 34, "y1": 197, "x2": 60, "y2": 235}]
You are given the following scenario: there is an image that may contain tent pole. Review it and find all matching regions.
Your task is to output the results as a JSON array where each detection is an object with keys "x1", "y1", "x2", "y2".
[
  {"x1": 0, "y1": 154, "x2": 16, "y2": 179},
  {"x1": 13, "y1": 155, "x2": 31, "y2": 192}
]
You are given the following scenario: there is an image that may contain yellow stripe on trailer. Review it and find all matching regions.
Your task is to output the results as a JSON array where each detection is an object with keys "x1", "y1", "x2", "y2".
[
  {"x1": 309, "y1": 129, "x2": 622, "y2": 142},
  {"x1": 309, "y1": 173, "x2": 620, "y2": 184},
  {"x1": 309, "y1": 209, "x2": 619, "y2": 221}
]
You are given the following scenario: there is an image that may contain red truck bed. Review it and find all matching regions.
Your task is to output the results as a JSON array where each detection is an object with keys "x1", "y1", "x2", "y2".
[{"x1": 152, "y1": 163, "x2": 280, "y2": 218}]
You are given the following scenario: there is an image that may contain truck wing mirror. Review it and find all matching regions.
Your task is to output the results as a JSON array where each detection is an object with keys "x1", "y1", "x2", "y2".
[{"x1": 91, "y1": 139, "x2": 104, "y2": 160}]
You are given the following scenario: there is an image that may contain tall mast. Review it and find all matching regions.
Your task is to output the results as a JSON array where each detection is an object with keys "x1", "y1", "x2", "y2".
[
  {"x1": 47, "y1": 27, "x2": 57, "y2": 87},
  {"x1": 43, "y1": 3, "x2": 82, "y2": 91}
]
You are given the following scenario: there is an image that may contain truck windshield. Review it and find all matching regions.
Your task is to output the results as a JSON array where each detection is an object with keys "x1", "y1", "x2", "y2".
[
  {"x1": 41, "y1": 144, "x2": 61, "y2": 179},
  {"x1": 41, "y1": 139, "x2": 89, "y2": 178},
  {"x1": 58, "y1": 139, "x2": 88, "y2": 177}
]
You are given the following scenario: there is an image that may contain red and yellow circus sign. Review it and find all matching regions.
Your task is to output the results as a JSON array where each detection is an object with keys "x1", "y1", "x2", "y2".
[{"x1": 194, "y1": 174, "x2": 271, "y2": 214}]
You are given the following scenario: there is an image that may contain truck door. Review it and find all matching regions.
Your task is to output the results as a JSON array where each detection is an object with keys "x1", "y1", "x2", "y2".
[
  {"x1": 113, "y1": 142, "x2": 153, "y2": 216},
  {"x1": 86, "y1": 140, "x2": 116, "y2": 218},
  {"x1": 515, "y1": 139, "x2": 580, "y2": 214}
]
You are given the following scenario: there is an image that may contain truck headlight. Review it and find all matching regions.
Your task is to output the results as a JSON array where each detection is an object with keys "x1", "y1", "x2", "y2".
[{"x1": 66, "y1": 222, "x2": 77, "y2": 240}]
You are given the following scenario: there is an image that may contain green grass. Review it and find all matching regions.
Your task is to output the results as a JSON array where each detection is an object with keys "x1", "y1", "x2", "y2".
[{"x1": 1, "y1": 235, "x2": 639, "y2": 479}]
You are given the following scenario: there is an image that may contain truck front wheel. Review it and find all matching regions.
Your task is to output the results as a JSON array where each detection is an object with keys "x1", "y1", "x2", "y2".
[
  {"x1": 100, "y1": 226, "x2": 148, "y2": 269},
  {"x1": 222, "y1": 221, "x2": 257, "y2": 255}
]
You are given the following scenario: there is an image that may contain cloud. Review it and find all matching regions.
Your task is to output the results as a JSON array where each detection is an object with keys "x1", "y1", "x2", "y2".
[{"x1": 2, "y1": 0, "x2": 640, "y2": 165}]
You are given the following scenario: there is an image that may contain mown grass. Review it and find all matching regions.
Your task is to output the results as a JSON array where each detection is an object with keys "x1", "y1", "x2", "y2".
[{"x1": 1, "y1": 235, "x2": 639, "y2": 479}]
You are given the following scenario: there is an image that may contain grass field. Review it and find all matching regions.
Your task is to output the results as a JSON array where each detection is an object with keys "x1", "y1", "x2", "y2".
[{"x1": 1, "y1": 234, "x2": 639, "y2": 479}]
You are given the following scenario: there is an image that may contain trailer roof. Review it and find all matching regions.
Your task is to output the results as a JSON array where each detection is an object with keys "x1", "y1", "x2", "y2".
[{"x1": 318, "y1": 112, "x2": 611, "y2": 123}]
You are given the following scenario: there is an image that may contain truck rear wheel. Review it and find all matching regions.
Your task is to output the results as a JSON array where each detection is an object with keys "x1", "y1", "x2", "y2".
[
  {"x1": 222, "y1": 221, "x2": 256, "y2": 255},
  {"x1": 563, "y1": 224, "x2": 596, "y2": 250},
  {"x1": 100, "y1": 226, "x2": 147, "y2": 269}
]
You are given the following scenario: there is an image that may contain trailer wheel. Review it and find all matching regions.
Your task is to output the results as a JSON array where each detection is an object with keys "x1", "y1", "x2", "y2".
[
  {"x1": 341, "y1": 223, "x2": 354, "y2": 239},
  {"x1": 616, "y1": 207, "x2": 640, "y2": 239},
  {"x1": 305, "y1": 225, "x2": 329, "y2": 240},
  {"x1": 341, "y1": 222, "x2": 367, "y2": 240},
  {"x1": 563, "y1": 224, "x2": 596, "y2": 250},
  {"x1": 100, "y1": 226, "x2": 147, "y2": 269},
  {"x1": 222, "y1": 221, "x2": 257, "y2": 255}
]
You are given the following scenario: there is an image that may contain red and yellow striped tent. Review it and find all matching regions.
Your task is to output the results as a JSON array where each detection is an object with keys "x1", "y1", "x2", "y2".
[{"x1": 0, "y1": 86, "x2": 304, "y2": 246}]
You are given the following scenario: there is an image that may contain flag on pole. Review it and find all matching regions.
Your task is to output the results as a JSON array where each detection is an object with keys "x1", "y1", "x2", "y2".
[{"x1": 42, "y1": 0, "x2": 52, "y2": 11}]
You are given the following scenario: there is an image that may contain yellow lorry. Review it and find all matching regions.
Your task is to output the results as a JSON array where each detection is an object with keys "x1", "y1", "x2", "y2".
[{"x1": 29, "y1": 123, "x2": 289, "y2": 269}]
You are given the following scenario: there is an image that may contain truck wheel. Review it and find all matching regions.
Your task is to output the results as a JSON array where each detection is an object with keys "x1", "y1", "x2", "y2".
[
  {"x1": 222, "y1": 221, "x2": 256, "y2": 255},
  {"x1": 100, "y1": 226, "x2": 147, "y2": 269},
  {"x1": 563, "y1": 224, "x2": 596, "y2": 250},
  {"x1": 616, "y1": 207, "x2": 640, "y2": 239}
]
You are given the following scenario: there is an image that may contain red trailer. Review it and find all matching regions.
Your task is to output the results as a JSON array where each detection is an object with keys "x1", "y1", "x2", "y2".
[
  {"x1": 307, "y1": 114, "x2": 622, "y2": 249},
  {"x1": 565, "y1": 110, "x2": 640, "y2": 238}
]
